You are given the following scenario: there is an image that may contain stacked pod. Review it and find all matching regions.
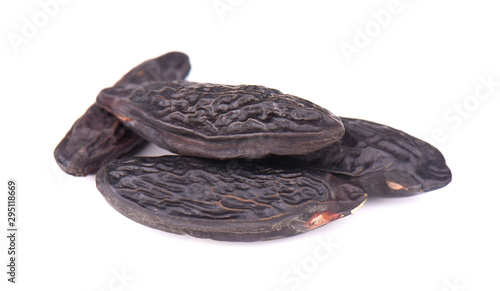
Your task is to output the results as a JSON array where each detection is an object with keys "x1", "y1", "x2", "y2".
[{"x1": 54, "y1": 51, "x2": 451, "y2": 242}]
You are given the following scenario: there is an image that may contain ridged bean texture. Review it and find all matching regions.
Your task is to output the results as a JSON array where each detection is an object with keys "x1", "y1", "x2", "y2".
[
  {"x1": 96, "y1": 156, "x2": 367, "y2": 242},
  {"x1": 54, "y1": 104, "x2": 147, "y2": 176},
  {"x1": 270, "y1": 117, "x2": 452, "y2": 197},
  {"x1": 96, "y1": 81, "x2": 345, "y2": 159},
  {"x1": 54, "y1": 52, "x2": 191, "y2": 176}
]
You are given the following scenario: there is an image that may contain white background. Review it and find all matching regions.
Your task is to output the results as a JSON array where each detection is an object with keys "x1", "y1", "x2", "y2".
[{"x1": 1, "y1": 1, "x2": 499, "y2": 290}]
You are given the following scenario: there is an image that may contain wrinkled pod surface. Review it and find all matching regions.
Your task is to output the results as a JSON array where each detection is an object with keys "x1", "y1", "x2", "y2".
[
  {"x1": 96, "y1": 155, "x2": 367, "y2": 242},
  {"x1": 96, "y1": 80, "x2": 345, "y2": 160},
  {"x1": 54, "y1": 52, "x2": 191, "y2": 176},
  {"x1": 268, "y1": 117, "x2": 452, "y2": 197}
]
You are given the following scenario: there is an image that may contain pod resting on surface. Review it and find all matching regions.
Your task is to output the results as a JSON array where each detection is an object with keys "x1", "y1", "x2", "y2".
[
  {"x1": 53, "y1": 104, "x2": 147, "y2": 176},
  {"x1": 53, "y1": 51, "x2": 452, "y2": 242},
  {"x1": 53, "y1": 52, "x2": 191, "y2": 176},
  {"x1": 96, "y1": 80, "x2": 345, "y2": 159},
  {"x1": 96, "y1": 156, "x2": 367, "y2": 242},
  {"x1": 269, "y1": 117, "x2": 452, "y2": 197}
]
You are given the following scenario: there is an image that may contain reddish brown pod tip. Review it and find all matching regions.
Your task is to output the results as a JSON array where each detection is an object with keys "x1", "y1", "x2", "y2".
[
  {"x1": 96, "y1": 156, "x2": 367, "y2": 242},
  {"x1": 54, "y1": 51, "x2": 191, "y2": 176},
  {"x1": 96, "y1": 81, "x2": 345, "y2": 159},
  {"x1": 270, "y1": 117, "x2": 452, "y2": 197}
]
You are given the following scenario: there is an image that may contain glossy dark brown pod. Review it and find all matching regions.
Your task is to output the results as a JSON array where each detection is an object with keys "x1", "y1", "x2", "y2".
[
  {"x1": 54, "y1": 52, "x2": 190, "y2": 176},
  {"x1": 54, "y1": 104, "x2": 148, "y2": 176},
  {"x1": 269, "y1": 117, "x2": 452, "y2": 197},
  {"x1": 115, "y1": 51, "x2": 190, "y2": 85},
  {"x1": 96, "y1": 81, "x2": 345, "y2": 159},
  {"x1": 96, "y1": 155, "x2": 367, "y2": 242}
]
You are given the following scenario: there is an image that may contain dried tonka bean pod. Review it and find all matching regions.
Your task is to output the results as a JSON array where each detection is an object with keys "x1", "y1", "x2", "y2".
[
  {"x1": 54, "y1": 104, "x2": 147, "y2": 176},
  {"x1": 96, "y1": 156, "x2": 367, "y2": 242},
  {"x1": 54, "y1": 52, "x2": 190, "y2": 176},
  {"x1": 96, "y1": 81, "x2": 344, "y2": 159},
  {"x1": 115, "y1": 51, "x2": 191, "y2": 85},
  {"x1": 270, "y1": 117, "x2": 452, "y2": 197}
]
